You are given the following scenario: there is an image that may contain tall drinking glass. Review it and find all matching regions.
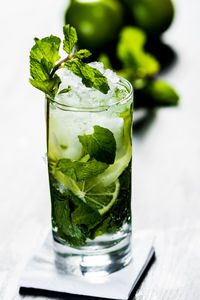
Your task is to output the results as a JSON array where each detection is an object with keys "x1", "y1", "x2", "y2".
[{"x1": 46, "y1": 73, "x2": 133, "y2": 276}]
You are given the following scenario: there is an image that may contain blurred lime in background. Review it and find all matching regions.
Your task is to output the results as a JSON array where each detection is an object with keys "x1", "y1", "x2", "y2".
[
  {"x1": 65, "y1": 0, "x2": 123, "y2": 51},
  {"x1": 126, "y1": 0, "x2": 174, "y2": 36}
]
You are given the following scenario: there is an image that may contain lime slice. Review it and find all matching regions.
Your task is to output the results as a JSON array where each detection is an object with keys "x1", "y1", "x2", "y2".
[
  {"x1": 83, "y1": 179, "x2": 120, "y2": 215},
  {"x1": 53, "y1": 169, "x2": 120, "y2": 215},
  {"x1": 92, "y1": 146, "x2": 131, "y2": 188}
]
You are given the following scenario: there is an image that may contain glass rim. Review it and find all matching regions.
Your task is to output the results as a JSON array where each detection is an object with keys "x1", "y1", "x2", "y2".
[{"x1": 46, "y1": 77, "x2": 133, "y2": 112}]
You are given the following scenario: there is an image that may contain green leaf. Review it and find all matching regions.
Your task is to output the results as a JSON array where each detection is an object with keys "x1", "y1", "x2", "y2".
[
  {"x1": 64, "y1": 59, "x2": 110, "y2": 94},
  {"x1": 58, "y1": 85, "x2": 71, "y2": 94},
  {"x1": 74, "y1": 49, "x2": 92, "y2": 59},
  {"x1": 63, "y1": 24, "x2": 78, "y2": 55},
  {"x1": 119, "y1": 27, "x2": 146, "y2": 51},
  {"x1": 90, "y1": 217, "x2": 111, "y2": 239},
  {"x1": 78, "y1": 125, "x2": 116, "y2": 164},
  {"x1": 29, "y1": 74, "x2": 61, "y2": 98},
  {"x1": 30, "y1": 57, "x2": 53, "y2": 81},
  {"x1": 117, "y1": 26, "x2": 160, "y2": 77},
  {"x1": 29, "y1": 35, "x2": 61, "y2": 96},
  {"x1": 136, "y1": 80, "x2": 180, "y2": 107},
  {"x1": 30, "y1": 35, "x2": 61, "y2": 67},
  {"x1": 71, "y1": 204, "x2": 102, "y2": 230},
  {"x1": 56, "y1": 158, "x2": 108, "y2": 181},
  {"x1": 50, "y1": 185, "x2": 87, "y2": 247},
  {"x1": 147, "y1": 80, "x2": 179, "y2": 106}
]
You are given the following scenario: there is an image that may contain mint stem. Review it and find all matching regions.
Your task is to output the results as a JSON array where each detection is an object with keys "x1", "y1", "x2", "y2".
[{"x1": 50, "y1": 56, "x2": 71, "y2": 78}]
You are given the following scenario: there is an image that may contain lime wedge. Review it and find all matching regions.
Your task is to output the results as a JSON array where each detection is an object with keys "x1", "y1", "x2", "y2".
[
  {"x1": 83, "y1": 179, "x2": 120, "y2": 215},
  {"x1": 53, "y1": 169, "x2": 120, "y2": 215},
  {"x1": 87, "y1": 142, "x2": 131, "y2": 189}
]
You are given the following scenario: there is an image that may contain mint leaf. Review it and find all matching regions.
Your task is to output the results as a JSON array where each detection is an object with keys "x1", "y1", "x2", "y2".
[
  {"x1": 90, "y1": 217, "x2": 111, "y2": 239},
  {"x1": 56, "y1": 158, "x2": 108, "y2": 181},
  {"x1": 136, "y1": 80, "x2": 179, "y2": 107},
  {"x1": 65, "y1": 59, "x2": 110, "y2": 94},
  {"x1": 72, "y1": 204, "x2": 102, "y2": 230},
  {"x1": 29, "y1": 35, "x2": 61, "y2": 96},
  {"x1": 75, "y1": 49, "x2": 92, "y2": 59},
  {"x1": 58, "y1": 85, "x2": 71, "y2": 95},
  {"x1": 78, "y1": 125, "x2": 116, "y2": 164},
  {"x1": 50, "y1": 185, "x2": 87, "y2": 247},
  {"x1": 30, "y1": 57, "x2": 52, "y2": 81},
  {"x1": 117, "y1": 26, "x2": 160, "y2": 77},
  {"x1": 30, "y1": 35, "x2": 61, "y2": 68},
  {"x1": 53, "y1": 200, "x2": 87, "y2": 246},
  {"x1": 63, "y1": 24, "x2": 78, "y2": 55},
  {"x1": 144, "y1": 80, "x2": 179, "y2": 106},
  {"x1": 29, "y1": 74, "x2": 61, "y2": 98}
]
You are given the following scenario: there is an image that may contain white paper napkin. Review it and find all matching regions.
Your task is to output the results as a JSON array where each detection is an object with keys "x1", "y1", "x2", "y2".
[{"x1": 19, "y1": 232, "x2": 155, "y2": 300}]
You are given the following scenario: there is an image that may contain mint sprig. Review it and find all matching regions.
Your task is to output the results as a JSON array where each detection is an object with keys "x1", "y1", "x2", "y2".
[{"x1": 29, "y1": 25, "x2": 110, "y2": 97}]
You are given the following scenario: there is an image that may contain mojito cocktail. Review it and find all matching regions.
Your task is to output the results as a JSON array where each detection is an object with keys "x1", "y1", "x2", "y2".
[
  {"x1": 29, "y1": 25, "x2": 133, "y2": 275},
  {"x1": 47, "y1": 63, "x2": 133, "y2": 274}
]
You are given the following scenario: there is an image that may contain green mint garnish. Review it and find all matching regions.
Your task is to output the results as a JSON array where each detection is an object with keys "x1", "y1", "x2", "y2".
[
  {"x1": 29, "y1": 24, "x2": 110, "y2": 98},
  {"x1": 74, "y1": 49, "x2": 92, "y2": 59},
  {"x1": 29, "y1": 35, "x2": 61, "y2": 98},
  {"x1": 58, "y1": 85, "x2": 71, "y2": 95},
  {"x1": 56, "y1": 158, "x2": 108, "y2": 181},
  {"x1": 29, "y1": 75, "x2": 61, "y2": 99},
  {"x1": 30, "y1": 36, "x2": 61, "y2": 79},
  {"x1": 78, "y1": 125, "x2": 116, "y2": 164},
  {"x1": 63, "y1": 24, "x2": 78, "y2": 55}
]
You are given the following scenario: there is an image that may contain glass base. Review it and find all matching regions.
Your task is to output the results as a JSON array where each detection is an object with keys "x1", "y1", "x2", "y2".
[{"x1": 53, "y1": 232, "x2": 132, "y2": 278}]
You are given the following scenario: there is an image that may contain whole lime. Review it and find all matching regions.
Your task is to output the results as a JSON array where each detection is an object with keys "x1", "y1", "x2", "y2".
[
  {"x1": 128, "y1": 0, "x2": 174, "y2": 36},
  {"x1": 65, "y1": 0, "x2": 124, "y2": 51}
]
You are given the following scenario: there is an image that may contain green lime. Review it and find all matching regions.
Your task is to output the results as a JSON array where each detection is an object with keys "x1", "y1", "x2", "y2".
[
  {"x1": 64, "y1": 0, "x2": 124, "y2": 51},
  {"x1": 128, "y1": 0, "x2": 174, "y2": 36},
  {"x1": 82, "y1": 179, "x2": 120, "y2": 214},
  {"x1": 53, "y1": 168, "x2": 120, "y2": 215}
]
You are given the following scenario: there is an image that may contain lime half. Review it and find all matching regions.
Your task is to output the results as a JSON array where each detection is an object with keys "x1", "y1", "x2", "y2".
[{"x1": 53, "y1": 170, "x2": 120, "y2": 215}]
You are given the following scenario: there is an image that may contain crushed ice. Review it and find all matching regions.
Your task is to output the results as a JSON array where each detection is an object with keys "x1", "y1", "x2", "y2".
[{"x1": 54, "y1": 62, "x2": 128, "y2": 108}]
